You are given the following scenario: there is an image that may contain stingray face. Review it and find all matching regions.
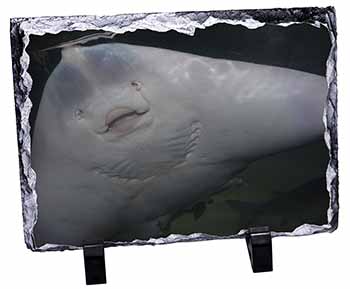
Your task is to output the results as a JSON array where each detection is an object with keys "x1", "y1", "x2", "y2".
[
  {"x1": 51, "y1": 45, "x2": 152, "y2": 137},
  {"x1": 36, "y1": 44, "x2": 199, "y2": 181}
]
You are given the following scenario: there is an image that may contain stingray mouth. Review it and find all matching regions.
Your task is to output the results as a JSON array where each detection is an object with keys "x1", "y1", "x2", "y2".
[{"x1": 98, "y1": 107, "x2": 152, "y2": 137}]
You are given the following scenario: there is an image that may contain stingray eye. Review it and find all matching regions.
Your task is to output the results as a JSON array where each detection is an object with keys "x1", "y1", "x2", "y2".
[{"x1": 131, "y1": 80, "x2": 142, "y2": 91}]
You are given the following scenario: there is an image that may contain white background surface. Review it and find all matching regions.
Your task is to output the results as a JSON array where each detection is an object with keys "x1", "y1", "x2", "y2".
[{"x1": 0, "y1": 0, "x2": 348, "y2": 288}]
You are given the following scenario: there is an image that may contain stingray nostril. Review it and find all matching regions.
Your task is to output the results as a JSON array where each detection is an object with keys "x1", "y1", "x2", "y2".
[
  {"x1": 74, "y1": 109, "x2": 84, "y2": 120},
  {"x1": 131, "y1": 80, "x2": 142, "y2": 91}
]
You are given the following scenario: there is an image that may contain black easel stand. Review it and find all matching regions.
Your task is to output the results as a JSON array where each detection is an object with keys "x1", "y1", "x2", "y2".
[
  {"x1": 83, "y1": 243, "x2": 107, "y2": 285},
  {"x1": 81, "y1": 227, "x2": 272, "y2": 284},
  {"x1": 245, "y1": 226, "x2": 273, "y2": 273}
]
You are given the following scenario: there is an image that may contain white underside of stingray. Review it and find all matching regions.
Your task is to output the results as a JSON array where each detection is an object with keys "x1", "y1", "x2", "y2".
[{"x1": 31, "y1": 43, "x2": 327, "y2": 246}]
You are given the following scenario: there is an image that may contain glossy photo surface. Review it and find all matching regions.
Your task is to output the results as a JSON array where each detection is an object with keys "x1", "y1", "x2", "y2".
[{"x1": 24, "y1": 20, "x2": 331, "y2": 248}]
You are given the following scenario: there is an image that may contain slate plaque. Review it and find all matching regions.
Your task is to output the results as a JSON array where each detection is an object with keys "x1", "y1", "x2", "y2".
[{"x1": 10, "y1": 7, "x2": 338, "y2": 251}]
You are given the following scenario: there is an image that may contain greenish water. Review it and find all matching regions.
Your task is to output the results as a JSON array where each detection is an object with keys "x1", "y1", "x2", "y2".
[{"x1": 166, "y1": 140, "x2": 329, "y2": 235}]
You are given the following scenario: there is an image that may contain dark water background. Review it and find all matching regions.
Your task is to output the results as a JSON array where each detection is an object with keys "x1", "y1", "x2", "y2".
[{"x1": 26, "y1": 22, "x2": 331, "y2": 241}]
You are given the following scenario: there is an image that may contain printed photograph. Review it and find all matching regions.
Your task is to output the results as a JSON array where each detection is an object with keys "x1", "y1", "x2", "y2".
[{"x1": 25, "y1": 21, "x2": 331, "y2": 247}]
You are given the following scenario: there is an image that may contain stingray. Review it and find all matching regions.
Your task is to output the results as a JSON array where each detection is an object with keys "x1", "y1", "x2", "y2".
[{"x1": 31, "y1": 43, "x2": 328, "y2": 246}]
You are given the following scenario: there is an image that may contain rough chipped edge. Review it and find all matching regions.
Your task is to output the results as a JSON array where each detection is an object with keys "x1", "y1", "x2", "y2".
[{"x1": 9, "y1": 6, "x2": 338, "y2": 252}]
